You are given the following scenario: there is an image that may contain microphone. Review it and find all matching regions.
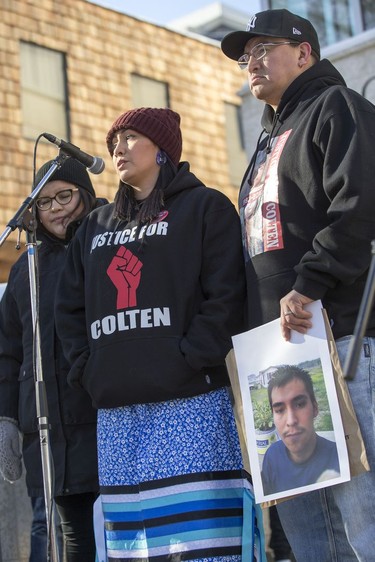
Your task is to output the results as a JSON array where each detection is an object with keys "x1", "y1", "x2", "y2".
[{"x1": 42, "y1": 133, "x2": 105, "y2": 175}]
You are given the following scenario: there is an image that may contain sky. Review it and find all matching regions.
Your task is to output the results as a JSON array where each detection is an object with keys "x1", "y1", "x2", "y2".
[{"x1": 89, "y1": 0, "x2": 262, "y2": 26}]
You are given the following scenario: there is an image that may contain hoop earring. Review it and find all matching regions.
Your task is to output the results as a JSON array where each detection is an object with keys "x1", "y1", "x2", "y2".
[{"x1": 156, "y1": 150, "x2": 167, "y2": 166}]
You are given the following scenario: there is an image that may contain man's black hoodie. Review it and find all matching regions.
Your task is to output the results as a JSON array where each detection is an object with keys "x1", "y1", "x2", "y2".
[{"x1": 239, "y1": 59, "x2": 375, "y2": 338}]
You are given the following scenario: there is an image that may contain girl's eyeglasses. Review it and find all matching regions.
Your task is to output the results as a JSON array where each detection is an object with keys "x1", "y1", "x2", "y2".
[{"x1": 36, "y1": 188, "x2": 79, "y2": 211}]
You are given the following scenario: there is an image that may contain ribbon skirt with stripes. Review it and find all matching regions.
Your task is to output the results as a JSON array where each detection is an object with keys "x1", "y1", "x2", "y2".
[{"x1": 96, "y1": 388, "x2": 266, "y2": 561}]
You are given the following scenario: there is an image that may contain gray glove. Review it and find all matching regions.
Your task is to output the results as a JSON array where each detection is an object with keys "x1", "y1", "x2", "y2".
[{"x1": 0, "y1": 418, "x2": 22, "y2": 482}]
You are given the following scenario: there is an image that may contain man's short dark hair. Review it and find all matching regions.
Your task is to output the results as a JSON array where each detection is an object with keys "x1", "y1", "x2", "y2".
[{"x1": 267, "y1": 364, "x2": 317, "y2": 408}]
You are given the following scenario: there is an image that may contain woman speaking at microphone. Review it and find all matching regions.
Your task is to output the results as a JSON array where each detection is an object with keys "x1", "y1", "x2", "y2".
[{"x1": 55, "y1": 107, "x2": 266, "y2": 561}]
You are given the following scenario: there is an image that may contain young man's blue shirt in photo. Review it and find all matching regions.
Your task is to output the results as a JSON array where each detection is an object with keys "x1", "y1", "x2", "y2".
[{"x1": 262, "y1": 434, "x2": 340, "y2": 495}]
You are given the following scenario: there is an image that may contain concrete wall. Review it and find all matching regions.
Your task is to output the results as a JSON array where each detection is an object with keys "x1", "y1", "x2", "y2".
[{"x1": 0, "y1": 473, "x2": 32, "y2": 562}]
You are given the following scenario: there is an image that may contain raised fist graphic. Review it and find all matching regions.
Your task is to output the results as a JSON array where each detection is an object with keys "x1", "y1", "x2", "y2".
[{"x1": 107, "y1": 246, "x2": 143, "y2": 309}]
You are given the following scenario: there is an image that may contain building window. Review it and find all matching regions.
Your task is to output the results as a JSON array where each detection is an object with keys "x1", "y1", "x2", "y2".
[
  {"x1": 131, "y1": 74, "x2": 169, "y2": 107},
  {"x1": 268, "y1": 0, "x2": 375, "y2": 47},
  {"x1": 20, "y1": 42, "x2": 69, "y2": 140},
  {"x1": 224, "y1": 102, "x2": 248, "y2": 187},
  {"x1": 361, "y1": 0, "x2": 375, "y2": 29}
]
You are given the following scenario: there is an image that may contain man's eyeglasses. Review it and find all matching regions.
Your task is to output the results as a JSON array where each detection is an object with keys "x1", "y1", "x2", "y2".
[
  {"x1": 237, "y1": 42, "x2": 298, "y2": 70},
  {"x1": 36, "y1": 188, "x2": 79, "y2": 211}
]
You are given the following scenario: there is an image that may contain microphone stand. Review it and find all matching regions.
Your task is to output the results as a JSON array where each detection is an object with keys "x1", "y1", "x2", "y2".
[
  {"x1": 343, "y1": 240, "x2": 375, "y2": 380},
  {"x1": 0, "y1": 153, "x2": 71, "y2": 562}
]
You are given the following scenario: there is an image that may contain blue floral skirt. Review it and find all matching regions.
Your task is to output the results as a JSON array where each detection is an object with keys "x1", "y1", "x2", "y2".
[{"x1": 96, "y1": 387, "x2": 265, "y2": 561}]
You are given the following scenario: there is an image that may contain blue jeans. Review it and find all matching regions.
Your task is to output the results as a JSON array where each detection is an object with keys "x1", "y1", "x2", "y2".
[
  {"x1": 276, "y1": 335, "x2": 375, "y2": 561},
  {"x1": 29, "y1": 497, "x2": 63, "y2": 562}
]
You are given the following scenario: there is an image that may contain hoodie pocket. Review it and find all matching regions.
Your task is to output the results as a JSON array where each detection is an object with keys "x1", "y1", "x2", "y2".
[{"x1": 81, "y1": 336, "x2": 203, "y2": 408}]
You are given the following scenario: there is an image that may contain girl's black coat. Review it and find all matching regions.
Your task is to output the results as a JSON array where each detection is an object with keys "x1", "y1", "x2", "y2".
[{"x1": 0, "y1": 232, "x2": 98, "y2": 497}]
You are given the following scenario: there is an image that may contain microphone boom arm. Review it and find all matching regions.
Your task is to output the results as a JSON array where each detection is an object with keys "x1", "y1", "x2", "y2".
[{"x1": 42, "y1": 133, "x2": 105, "y2": 174}]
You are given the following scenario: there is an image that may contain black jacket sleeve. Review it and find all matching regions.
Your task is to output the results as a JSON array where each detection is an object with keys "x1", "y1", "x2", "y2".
[
  {"x1": 180, "y1": 194, "x2": 246, "y2": 369},
  {"x1": 294, "y1": 89, "x2": 375, "y2": 298}
]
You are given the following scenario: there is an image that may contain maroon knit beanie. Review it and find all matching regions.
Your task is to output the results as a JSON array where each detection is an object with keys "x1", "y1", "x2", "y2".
[{"x1": 106, "y1": 107, "x2": 182, "y2": 166}]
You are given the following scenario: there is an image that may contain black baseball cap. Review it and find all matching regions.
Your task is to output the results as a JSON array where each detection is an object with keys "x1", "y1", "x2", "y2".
[{"x1": 221, "y1": 9, "x2": 320, "y2": 61}]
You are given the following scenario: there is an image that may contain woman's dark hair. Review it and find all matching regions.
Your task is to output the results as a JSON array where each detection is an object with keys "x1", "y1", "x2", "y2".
[{"x1": 114, "y1": 159, "x2": 176, "y2": 224}]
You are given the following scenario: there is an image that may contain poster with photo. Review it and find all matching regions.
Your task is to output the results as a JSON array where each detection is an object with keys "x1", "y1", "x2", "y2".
[{"x1": 231, "y1": 301, "x2": 350, "y2": 503}]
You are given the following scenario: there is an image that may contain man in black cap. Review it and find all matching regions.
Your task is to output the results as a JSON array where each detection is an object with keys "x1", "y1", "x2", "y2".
[{"x1": 221, "y1": 8, "x2": 375, "y2": 562}]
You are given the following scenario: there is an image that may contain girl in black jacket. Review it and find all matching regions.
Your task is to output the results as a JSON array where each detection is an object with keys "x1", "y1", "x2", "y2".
[{"x1": 0, "y1": 158, "x2": 105, "y2": 561}]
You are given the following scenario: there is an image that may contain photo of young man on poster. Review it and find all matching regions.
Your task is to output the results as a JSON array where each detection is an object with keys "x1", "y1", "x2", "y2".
[{"x1": 261, "y1": 364, "x2": 340, "y2": 495}]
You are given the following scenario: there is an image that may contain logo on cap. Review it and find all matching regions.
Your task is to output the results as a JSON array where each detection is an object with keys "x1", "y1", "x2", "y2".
[
  {"x1": 293, "y1": 27, "x2": 302, "y2": 35},
  {"x1": 246, "y1": 15, "x2": 257, "y2": 31}
]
